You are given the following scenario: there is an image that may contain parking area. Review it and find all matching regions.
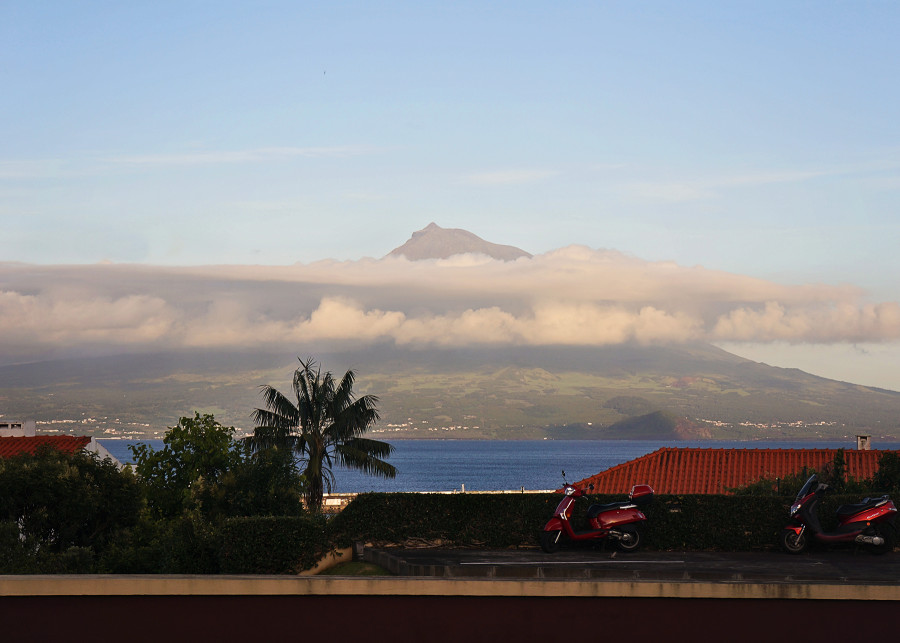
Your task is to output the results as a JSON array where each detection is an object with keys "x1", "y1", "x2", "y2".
[{"x1": 365, "y1": 546, "x2": 900, "y2": 584}]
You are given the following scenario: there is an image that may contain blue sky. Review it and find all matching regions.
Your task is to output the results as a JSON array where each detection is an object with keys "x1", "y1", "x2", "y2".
[{"x1": 2, "y1": 2, "x2": 900, "y2": 390}]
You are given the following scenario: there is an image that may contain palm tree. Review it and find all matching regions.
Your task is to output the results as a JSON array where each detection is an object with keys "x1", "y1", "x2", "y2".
[{"x1": 249, "y1": 358, "x2": 396, "y2": 510}]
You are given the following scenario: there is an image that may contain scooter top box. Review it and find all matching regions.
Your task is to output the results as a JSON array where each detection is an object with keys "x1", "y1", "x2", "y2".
[{"x1": 629, "y1": 484, "x2": 654, "y2": 505}]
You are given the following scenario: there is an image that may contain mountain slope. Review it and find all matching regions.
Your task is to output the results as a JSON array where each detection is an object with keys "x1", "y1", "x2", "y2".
[
  {"x1": 387, "y1": 222, "x2": 532, "y2": 261},
  {"x1": 598, "y1": 411, "x2": 711, "y2": 440},
  {"x1": 3, "y1": 343, "x2": 899, "y2": 440},
  {"x1": 4, "y1": 225, "x2": 898, "y2": 441}
]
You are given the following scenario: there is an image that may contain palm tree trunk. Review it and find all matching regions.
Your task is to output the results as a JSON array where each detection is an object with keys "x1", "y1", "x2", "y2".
[{"x1": 304, "y1": 472, "x2": 324, "y2": 512}]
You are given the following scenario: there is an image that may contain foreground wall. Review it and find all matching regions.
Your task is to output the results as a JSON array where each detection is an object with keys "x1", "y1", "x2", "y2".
[{"x1": 2, "y1": 576, "x2": 899, "y2": 642}]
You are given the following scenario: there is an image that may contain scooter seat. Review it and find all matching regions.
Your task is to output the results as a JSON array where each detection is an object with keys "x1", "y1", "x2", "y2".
[
  {"x1": 836, "y1": 496, "x2": 888, "y2": 518},
  {"x1": 586, "y1": 501, "x2": 635, "y2": 518}
]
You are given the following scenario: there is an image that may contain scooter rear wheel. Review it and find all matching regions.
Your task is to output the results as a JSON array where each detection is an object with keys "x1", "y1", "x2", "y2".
[
  {"x1": 540, "y1": 530, "x2": 562, "y2": 553},
  {"x1": 868, "y1": 523, "x2": 897, "y2": 555},
  {"x1": 616, "y1": 524, "x2": 642, "y2": 552},
  {"x1": 780, "y1": 528, "x2": 807, "y2": 554}
]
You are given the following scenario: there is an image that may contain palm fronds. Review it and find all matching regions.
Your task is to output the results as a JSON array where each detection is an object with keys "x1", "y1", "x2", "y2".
[{"x1": 249, "y1": 357, "x2": 396, "y2": 510}]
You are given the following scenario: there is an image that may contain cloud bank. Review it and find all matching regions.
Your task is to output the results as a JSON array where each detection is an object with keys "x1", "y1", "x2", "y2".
[{"x1": 1, "y1": 246, "x2": 899, "y2": 364}]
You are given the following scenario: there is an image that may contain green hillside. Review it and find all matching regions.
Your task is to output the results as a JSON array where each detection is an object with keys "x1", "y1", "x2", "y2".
[{"x1": 2, "y1": 343, "x2": 899, "y2": 440}]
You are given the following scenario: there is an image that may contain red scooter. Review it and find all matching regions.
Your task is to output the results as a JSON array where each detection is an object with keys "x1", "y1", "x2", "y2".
[
  {"x1": 781, "y1": 473, "x2": 898, "y2": 554},
  {"x1": 540, "y1": 471, "x2": 653, "y2": 553}
]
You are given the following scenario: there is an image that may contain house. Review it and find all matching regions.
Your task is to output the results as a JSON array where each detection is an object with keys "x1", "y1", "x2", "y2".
[
  {"x1": 0, "y1": 418, "x2": 121, "y2": 467},
  {"x1": 0, "y1": 419, "x2": 37, "y2": 437},
  {"x1": 573, "y1": 445, "x2": 896, "y2": 495}
]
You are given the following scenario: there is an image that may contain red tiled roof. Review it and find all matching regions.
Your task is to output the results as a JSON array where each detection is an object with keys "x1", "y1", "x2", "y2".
[
  {"x1": 574, "y1": 448, "x2": 896, "y2": 495},
  {"x1": 0, "y1": 435, "x2": 92, "y2": 458}
]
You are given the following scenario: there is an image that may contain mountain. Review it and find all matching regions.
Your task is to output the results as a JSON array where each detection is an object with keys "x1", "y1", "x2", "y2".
[
  {"x1": 4, "y1": 224, "x2": 899, "y2": 441},
  {"x1": 594, "y1": 411, "x2": 712, "y2": 440},
  {"x1": 387, "y1": 223, "x2": 532, "y2": 261},
  {"x1": 3, "y1": 343, "x2": 900, "y2": 441}
]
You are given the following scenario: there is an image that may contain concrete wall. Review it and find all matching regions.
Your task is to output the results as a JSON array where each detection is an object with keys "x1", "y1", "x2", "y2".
[{"x1": 2, "y1": 576, "x2": 899, "y2": 642}]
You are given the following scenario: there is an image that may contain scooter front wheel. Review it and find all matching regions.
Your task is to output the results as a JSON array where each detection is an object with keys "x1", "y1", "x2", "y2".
[
  {"x1": 540, "y1": 530, "x2": 562, "y2": 553},
  {"x1": 780, "y1": 528, "x2": 807, "y2": 554}
]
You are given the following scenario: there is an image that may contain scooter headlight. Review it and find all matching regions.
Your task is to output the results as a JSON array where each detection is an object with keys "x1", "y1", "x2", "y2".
[
  {"x1": 564, "y1": 486, "x2": 576, "y2": 496},
  {"x1": 789, "y1": 502, "x2": 801, "y2": 517}
]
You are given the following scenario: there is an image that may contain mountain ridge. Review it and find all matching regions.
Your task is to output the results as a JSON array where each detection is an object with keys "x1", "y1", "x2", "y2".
[{"x1": 387, "y1": 222, "x2": 532, "y2": 261}]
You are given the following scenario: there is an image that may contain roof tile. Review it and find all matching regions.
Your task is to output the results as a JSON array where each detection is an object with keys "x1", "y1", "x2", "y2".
[
  {"x1": 0, "y1": 436, "x2": 92, "y2": 458},
  {"x1": 574, "y1": 448, "x2": 895, "y2": 495}
]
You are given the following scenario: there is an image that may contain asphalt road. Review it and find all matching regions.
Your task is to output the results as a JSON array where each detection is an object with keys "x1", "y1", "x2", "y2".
[{"x1": 366, "y1": 546, "x2": 900, "y2": 584}]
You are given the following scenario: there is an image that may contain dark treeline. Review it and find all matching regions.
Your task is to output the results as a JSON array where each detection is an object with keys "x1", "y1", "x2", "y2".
[
  {"x1": 3, "y1": 430, "x2": 900, "y2": 573},
  {"x1": 0, "y1": 358, "x2": 398, "y2": 573}
]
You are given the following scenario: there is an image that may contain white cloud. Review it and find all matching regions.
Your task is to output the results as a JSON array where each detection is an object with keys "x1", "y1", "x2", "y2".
[
  {"x1": 0, "y1": 289, "x2": 177, "y2": 349},
  {"x1": 1, "y1": 248, "x2": 898, "y2": 363},
  {"x1": 712, "y1": 301, "x2": 900, "y2": 343}
]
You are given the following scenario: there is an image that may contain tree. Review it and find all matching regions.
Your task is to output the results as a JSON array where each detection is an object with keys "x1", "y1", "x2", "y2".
[
  {"x1": 131, "y1": 412, "x2": 304, "y2": 519},
  {"x1": 872, "y1": 451, "x2": 900, "y2": 493},
  {"x1": 131, "y1": 412, "x2": 243, "y2": 518},
  {"x1": 250, "y1": 357, "x2": 396, "y2": 511},
  {"x1": 193, "y1": 443, "x2": 305, "y2": 518},
  {"x1": 822, "y1": 448, "x2": 847, "y2": 491},
  {"x1": 0, "y1": 446, "x2": 141, "y2": 569}
]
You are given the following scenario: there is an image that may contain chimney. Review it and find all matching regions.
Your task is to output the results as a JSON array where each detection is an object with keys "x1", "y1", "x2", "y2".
[{"x1": 856, "y1": 435, "x2": 872, "y2": 450}]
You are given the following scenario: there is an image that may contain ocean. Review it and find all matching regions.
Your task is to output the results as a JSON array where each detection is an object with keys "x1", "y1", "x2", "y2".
[{"x1": 98, "y1": 438, "x2": 900, "y2": 494}]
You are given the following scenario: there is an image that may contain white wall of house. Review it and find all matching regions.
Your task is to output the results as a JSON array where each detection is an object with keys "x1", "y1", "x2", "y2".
[
  {"x1": 85, "y1": 438, "x2": 124, "y2": 469},
  {"x1": 0, "y1": 419, "x2": 36, "y2": 437}
]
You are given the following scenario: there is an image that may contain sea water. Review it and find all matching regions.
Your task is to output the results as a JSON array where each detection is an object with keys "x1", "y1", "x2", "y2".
[{"x1": 99, "y1": 438, "x2": 900, "y2": 493}]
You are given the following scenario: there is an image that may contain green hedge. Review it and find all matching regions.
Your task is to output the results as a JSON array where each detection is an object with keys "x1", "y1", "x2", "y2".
[
  {"x1": 218, "y1": 515, "x2": 331, "y2": 574},
  {"x1": 641, "y1": 495, "x2": 787, "y2": 551},
  {"x1": 5, "y1": 492, "x2": 888, "y2": 574},
  {"x1": 328, "y1": 492, "x2": 560, "y2": 549},
  {"x1": 329, "y1": 491, "x2": 881, "y2": 552}
]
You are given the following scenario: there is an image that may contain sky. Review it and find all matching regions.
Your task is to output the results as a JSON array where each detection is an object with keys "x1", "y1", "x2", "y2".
[{"x1": 1, "y1": 2, "x2": 899, "y2": 391}]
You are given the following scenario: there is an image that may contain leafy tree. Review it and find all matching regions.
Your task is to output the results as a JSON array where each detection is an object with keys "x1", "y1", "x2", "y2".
[
  {"x1": 871, "y1": 451, "x2": 900, "y2": 493},
  {"x1": 728, "y1": 468, "x2": 812, "y2": 497},
  {"x1": 250, "y1": 357, "x2": 396, "y2": 511},
  {"x1": 131, "y1": 412, "x2": 304, "y2": 520},
  {"x1": 0, "y1": 446, "x2": 141, "y2": 569},
  {"x1": 821, "y1": 448, "x2": 847, "y2": 490},
  {"x1": 130, "y1": 413, "x2": 243, "y2": 518},
  {"x1": 192, "y1": 443, "x2": 305, "y2": 518}
]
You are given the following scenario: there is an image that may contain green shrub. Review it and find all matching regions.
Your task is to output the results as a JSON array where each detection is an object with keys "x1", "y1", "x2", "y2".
[
  {"x1": 0, "y1": 447, "x2": 142, "y2": 554},
  {"x1": 329, "y1": 490, "x2": 887, "y2": 552},
  {"x1": 640, "y1": 495, "x2": 787, "y2": 551},
  {"x1": 95, "y1": 515, "x2": 221, "y2": 574},
  {"x1": 328, "y1": 492, "x2": 559, "y2": 549},
  {"x1": 218, "y1": 515, "x2": 330, "y2": 574}
]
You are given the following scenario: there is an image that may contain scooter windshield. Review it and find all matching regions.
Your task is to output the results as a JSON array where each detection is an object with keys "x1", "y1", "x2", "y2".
[{"x1": 795, "y1": 474, "x2": 818, "y2": 501}]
